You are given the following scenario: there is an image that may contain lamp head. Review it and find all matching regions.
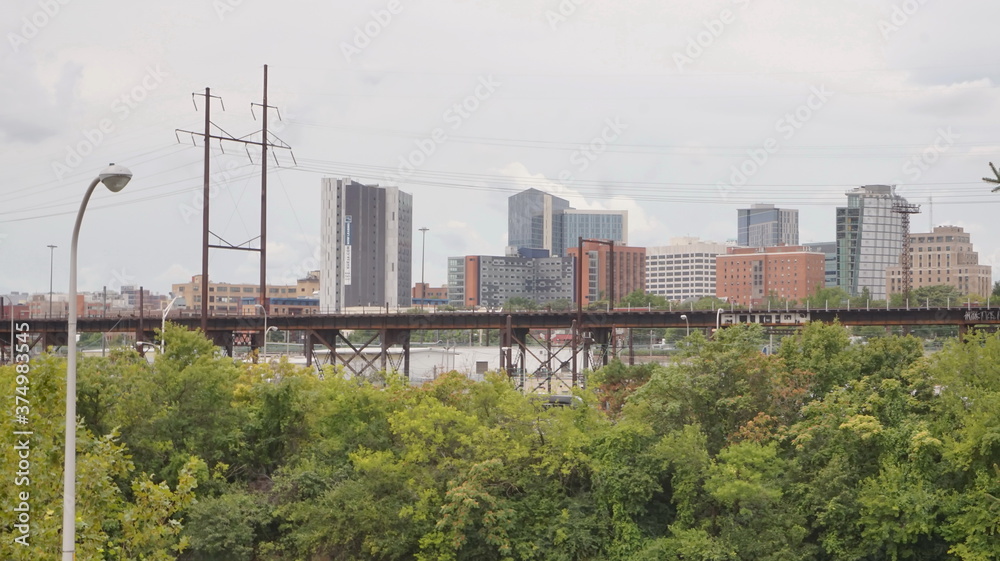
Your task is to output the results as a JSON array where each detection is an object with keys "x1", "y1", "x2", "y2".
[
  {"x1": 98, "y1": 163, "x2": 132, "y2": 193},
  {"x1": 680, "y1": 314, "x2": 688, "y2": 320}
]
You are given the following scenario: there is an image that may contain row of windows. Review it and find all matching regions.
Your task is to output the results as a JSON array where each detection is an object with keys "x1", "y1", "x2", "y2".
[{"x1": 915, "y1": 235, "x2": 965, "y2": 243}]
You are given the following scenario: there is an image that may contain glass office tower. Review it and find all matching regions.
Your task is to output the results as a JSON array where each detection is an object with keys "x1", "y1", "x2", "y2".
[{"x1": 836, "y1": 185, "x2": 906, "y2": 300}]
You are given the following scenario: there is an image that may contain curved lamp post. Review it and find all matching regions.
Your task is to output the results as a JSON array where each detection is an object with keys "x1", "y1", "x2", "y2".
[
  {"x1": 63, "y1": 163, "x2": 131, "y2": 561},
  {"x1": 716, "y1": 308, "x2": 725, "y2": 332},
  {"x1": 680, "y1": 314, "x2": 689, "y2": 337},
  {"x1": 266, "y1": 325, "x2": 278, "y2": 361},
  {"x1": 161, "y1": 294, "x2": 180, "y2": 353}
]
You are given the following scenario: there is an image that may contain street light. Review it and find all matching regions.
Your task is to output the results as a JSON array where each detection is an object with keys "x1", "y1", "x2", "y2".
[
  {"x1": 64, "y1": 163, "x2": 132, "y2": 561},
  {"x1": 255, "y1": 304, "x2": 268, "y2": 360},
  {"x1": 419, "y1": 226, "x2": 429, "y2": 307},
  {"x1": 266, "y1": 326, "x2": 279, "y2": 360},
  {"x1": 716, "y1": 308, "x2": 725, "y2": 332},
  {"x1": 48, "y1": 244, "x2": 57, "y2": 317},
  {"x1": 160, "y1": 293, "x2": 180, "y2": 354},
  {"x1": 680, "y1": 314, "x2": 689, "y2": 337}
]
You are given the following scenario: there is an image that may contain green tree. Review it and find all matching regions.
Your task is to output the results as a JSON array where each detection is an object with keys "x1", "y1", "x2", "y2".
[
  {"x1": 547, "y1": 298, "x2": 574, "y2": 311},
  {"x1": 503, "y1": 296, "x2": 538, "y2": 312},
  {"x1": 0, "y1": 356, "x2": 205, "y2": 561},
  {"x1": 689, "y1": 296, "x2": 732, "y2": 311},
  {"x1": 800, "y1": 286, "x2": 851, "y2": 309},
  {"x1": 889, "y1": 284, "x2": 964, "y2": 307},
  {"x1": 619, "y1": 289, "x2": 669, "y2": 309}
]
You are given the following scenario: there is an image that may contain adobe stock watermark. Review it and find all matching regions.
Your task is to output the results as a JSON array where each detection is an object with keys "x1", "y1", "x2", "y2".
[
  {"x1": 901, "y1": 127, "x2": 958, "y2": 181},
  {"x1": 106, "y1": 267, "x2": 138, "y2": 293},
  {"x1": 879, "y1": 0, "x2": 931, "y2": 41},
  {"x1": 716, "y1": 85, "x2": 833, "y2": 200},
  {"x1": 178, "y1": 159, "x2": 252, "y2": 224},
  {"x1": 214, "y1": 0, "x2": 246, "y2": 21},
  {"x1": 546, "y1": 0, "x2": 586, "y2": 30},
  {"x1": 51, "y1": 65, "x2": 169, "y2": 181},
  {"x1": 7, "y1": 0, "x2": 73, "y2": 53},
  {"x1": 384, "y1": 75, "x2": 501, "y2": 184},
  {"x1": 341, "y1": 0, "x2": 404, "y2": 63},
  {"x1": 673, "y1": 0, "x2": 752, "y2": 71},
  {"x1": 556, "y1": 117, "x2": 628, "y2": 186}
]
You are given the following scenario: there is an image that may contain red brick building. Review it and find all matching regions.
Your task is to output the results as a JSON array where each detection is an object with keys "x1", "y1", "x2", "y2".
[
  {"x1": 566, "y1": 242, "x2": 646, "y2": 307},
  {"x1": 716, "y1": 246, "x2": 825, "y2": 306},
  {"x1": 412, "y1": 283, "x2": 449, "y2": 301}
]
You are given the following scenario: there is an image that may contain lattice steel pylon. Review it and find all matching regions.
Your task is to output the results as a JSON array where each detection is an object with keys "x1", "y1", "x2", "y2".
[{"x1": 892, "y1": 202, "x2": 921, "y2": 300}]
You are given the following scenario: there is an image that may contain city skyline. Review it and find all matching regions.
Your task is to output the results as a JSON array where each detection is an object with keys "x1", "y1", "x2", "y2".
[{"x1": 3, "y1": 1, "x2": 999, "y2": 296}]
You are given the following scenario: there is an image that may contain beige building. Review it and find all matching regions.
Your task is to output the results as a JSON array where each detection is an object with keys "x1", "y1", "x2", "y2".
[
  {"x1": 886, "y1": 226, "x2": 992, "y2": 297},
  {"x1": 172, "y1": 271, "x2": 321, "y2": 315},
  {"x1": 646, "y1": 237, "x2": 730, "y2": 301}
]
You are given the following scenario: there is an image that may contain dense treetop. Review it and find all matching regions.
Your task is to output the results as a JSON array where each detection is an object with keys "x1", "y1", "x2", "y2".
[{"x1": 2, "y1": 322, "x2": 998, "y2": 560}]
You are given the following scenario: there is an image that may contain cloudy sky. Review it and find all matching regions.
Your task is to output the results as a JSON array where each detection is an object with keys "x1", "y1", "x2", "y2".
[{"x1": 2, "y1": 0, "x2": 998, "y2": 296}]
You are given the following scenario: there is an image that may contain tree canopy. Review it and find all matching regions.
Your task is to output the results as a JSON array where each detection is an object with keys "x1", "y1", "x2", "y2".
[{"x1": 3, "y1": 322, "x2": 999, "y2": 559}]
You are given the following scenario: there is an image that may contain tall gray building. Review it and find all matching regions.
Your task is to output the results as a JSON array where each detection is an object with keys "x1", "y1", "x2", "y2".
[
  {"x1": 737, "y1": 204, "x2": 799, "y2": 247},
  {"x1": 320, "y1": 178, "x2": 412, "y2": 312},
  {"x1": 836, "y1": 185, "x2": 907, "y2": 300},
  {"x1": 508, "y1": 188, "x2": 626, "y2": 257}
]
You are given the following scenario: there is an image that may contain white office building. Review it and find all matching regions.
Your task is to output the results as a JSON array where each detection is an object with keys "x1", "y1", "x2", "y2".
[{"x1": 646, "y1": 237, "x2": 730, "y2": 301}]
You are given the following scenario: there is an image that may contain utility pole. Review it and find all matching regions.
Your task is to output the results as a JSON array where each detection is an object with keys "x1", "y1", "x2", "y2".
[
  {"x1": 419, "y1": 226, "x2": 429, "y2": 303},
  {"x1": 176, "y1": 65, "x2": 294, "y2": 334},
  {"x1": 257, "y1": 64, "x2": 270, "y2": 314},
  {"x1": 47, "y1": 244, "x2": 57, "y2": 317},
  {"x1": 200, "y1": 87, "x2": 214, "y2": 333}
]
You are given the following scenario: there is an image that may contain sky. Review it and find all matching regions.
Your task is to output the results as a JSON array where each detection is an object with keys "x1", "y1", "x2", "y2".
[{"x1": 2, "y1": 0, "x2": 999, "y2": 297}]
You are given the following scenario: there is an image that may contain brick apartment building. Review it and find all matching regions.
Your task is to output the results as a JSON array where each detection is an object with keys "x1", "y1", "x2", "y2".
[
  {"x1": 716, "y1": 246, "x2": 825, "y2": 306},
  {"x1": 566, "y1": 241, "x2": 646, "y2": 307}
]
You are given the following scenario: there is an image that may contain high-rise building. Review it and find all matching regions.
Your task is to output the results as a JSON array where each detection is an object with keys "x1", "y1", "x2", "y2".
[
  {"x1": 716, "y1": 246, "x2": 826, "y2": 306},
  {"x1": 566, "y1": 242, "x2": 646, "y2": 307},
  {"x1": 508, "y1": 188, "x2": 626, "y2": 257},
  {"x1": 508, "y1": 189, "x2": 571, "y2": 257},
  {"x1": 738, "y1": 204, "x2": 798, "y2": 247},
  {"x1": 320, "y1": 178, "x2": 412, "y2": 312},
  {"x1": 645, "y1": 237, "x2": 729, "y2": 301},
  {"x1": 836, "y1": 185, "x2": 907, "y2": 300},
  {"x1": 447, "y1": 255, "x2": 575, "y2": 308},
  {"x1": 803, "y1": 241, "x2": 838, "y2": 288},
  {"x1": 560, "y1": 210, "x2": 627, "y2": 256},
  {"x1": 885, "y1": 225, "x2": 992, "y2": 298}
]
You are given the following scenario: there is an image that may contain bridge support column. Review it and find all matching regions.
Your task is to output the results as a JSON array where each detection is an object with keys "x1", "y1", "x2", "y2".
[
  {"x1": 592, "y1": 327, "x2": 613, "y2": 369},
  {"x1": 305, "y1": 333, "x2": 313, "y2": 367},
  {"x1": 571, "y1": 320, "x2": 578, "y2": 387},
  {"x1": 380, "y1": 329, "x2": 411, "y2": 379},
  {"x1": 305, "y1": 329, "x2": 340, "y2": 371}
]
